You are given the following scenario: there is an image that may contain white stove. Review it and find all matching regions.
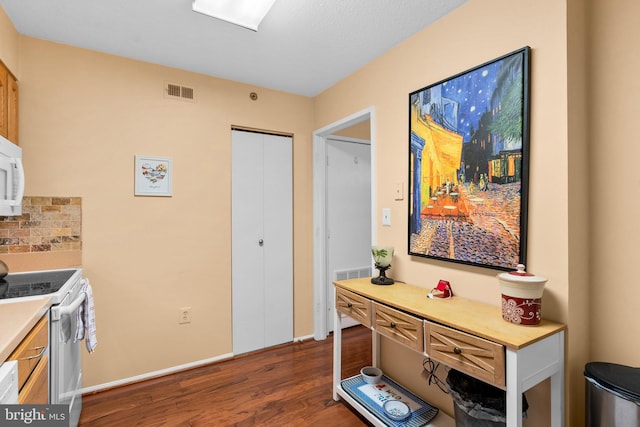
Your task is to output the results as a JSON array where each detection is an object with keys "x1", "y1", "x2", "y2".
[
  {"x1": 0, "y1": 268, "x2": 84, "y2": 427},
  {"x1": 0, "y1": 268, "x2": 81, "y2": 304}
]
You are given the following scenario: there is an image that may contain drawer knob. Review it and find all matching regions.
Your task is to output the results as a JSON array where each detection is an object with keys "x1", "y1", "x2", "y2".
[
  {"x1": 454, "y1": 346, "x2": 462, "y2": 355},
  {"x1": 347, "y1": 302, "x2": 353, "y2": 308},
  {"x1": 390, "y1": 322, "x2": 397, "y2": 328}
]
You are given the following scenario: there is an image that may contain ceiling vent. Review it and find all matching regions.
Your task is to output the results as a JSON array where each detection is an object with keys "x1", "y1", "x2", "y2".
[{"x1": 165, "y1": 82, "x2": 196, "y2": 102}]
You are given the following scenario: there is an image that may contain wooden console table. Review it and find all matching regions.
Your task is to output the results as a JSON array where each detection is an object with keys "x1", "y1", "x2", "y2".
[{"x1": 332, "y1": 278, "x2": 566, "y2": 427}]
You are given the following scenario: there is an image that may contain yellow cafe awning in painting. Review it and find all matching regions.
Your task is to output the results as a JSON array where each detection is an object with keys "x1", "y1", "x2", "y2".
[{"x1": 411, "y1": 106, "x2": 463, "y2": 207}]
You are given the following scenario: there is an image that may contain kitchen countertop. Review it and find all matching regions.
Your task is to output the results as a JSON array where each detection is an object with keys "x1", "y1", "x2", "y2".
[{"x1": 0, "y1": 297, "x2": 51, "y2": 364}]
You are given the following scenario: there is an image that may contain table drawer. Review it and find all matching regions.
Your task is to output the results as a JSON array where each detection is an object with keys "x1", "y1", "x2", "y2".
[
  {"x1": 425, "y1": 321, "x2": 505, "y2": 387},
  {"x1": 336, "y1": 288, "x2": 371, "y2": 327},
  {"x1": 373, "y1": 302, "x2": 423, "y2": 352}
]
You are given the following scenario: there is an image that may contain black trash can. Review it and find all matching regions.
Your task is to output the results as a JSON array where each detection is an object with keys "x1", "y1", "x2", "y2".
[
  {"x1": 584, "y1": 362, "x2": 640, "y2": 427},
  {"x1": 446, "y1": 369, "x2": 528, "y2": 427}
]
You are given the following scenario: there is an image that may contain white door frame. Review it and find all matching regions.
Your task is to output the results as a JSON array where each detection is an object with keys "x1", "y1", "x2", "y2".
[{"x1": 313, "y1": 107, "x2": 377, "y2": 340}]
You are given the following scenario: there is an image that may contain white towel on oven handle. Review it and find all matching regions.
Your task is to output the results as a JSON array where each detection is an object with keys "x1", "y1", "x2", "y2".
[
  {"x1": 60, "y1": 311, "x2": 72, "y2": 344},
  {"x1": 75, "y1": 278, "x2": 98, "y2": 353}
]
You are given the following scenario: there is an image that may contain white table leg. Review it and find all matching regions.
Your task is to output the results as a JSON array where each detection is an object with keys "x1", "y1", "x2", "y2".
[
  {"x1": 372, "y1": 330, "x2": 380, "y2": 368},
  {"x1": 333, "y1": 307, "x2": 342, "y2": 401},
  {"x1": 506, "y1": 348, "x2": 523, "y2": 427},
  {"x1": 550, "y1": 331, "x2": 565, "y2": 427}
]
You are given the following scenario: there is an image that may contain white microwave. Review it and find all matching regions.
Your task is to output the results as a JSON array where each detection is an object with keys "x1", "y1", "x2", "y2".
[{"x1": 0, "y1": 135, "x2": 24, "y2": 216}]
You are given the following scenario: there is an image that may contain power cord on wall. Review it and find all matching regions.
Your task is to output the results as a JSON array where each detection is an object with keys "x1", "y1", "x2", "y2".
[{"x1": 422, "y1": 357, "x2": 449, "y2": 394}]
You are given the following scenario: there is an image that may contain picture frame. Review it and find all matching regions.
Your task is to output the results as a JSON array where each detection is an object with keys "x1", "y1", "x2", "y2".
[
  {"x1": 408, "y1": 47, "x2": 530, "y2": 271},
  {"x1": 134, "y1": 155, "x2": 173, "y2": 197}
]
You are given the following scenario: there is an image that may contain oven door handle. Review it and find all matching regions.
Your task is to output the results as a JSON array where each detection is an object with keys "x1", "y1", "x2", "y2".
[{"x1": 51, "y1": 292, "x2": 86, "y2": 321}]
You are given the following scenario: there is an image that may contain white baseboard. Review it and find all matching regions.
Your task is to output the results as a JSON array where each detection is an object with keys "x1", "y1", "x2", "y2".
[
  {"x1": 80, "y1": 334, "x2": 320, "y2": 395},
  {"x1": 294, "y1": 333, "x2": 315, "y2": 343},
  {"x1": 80, "y1": 352, "x2": 234, "y2": 395}
]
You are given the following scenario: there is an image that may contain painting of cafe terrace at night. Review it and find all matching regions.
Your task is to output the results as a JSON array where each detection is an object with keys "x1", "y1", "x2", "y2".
[{"x1": 408, "y1": 48, "x2": 530, "y2": 271}]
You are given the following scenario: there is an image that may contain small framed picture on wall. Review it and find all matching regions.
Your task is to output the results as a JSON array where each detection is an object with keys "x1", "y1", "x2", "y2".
[{"x1": 134, "y1": 155, "x2": 173, "y2": 197}]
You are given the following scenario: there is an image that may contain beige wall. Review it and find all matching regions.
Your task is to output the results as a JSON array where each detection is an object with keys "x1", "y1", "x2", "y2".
[
  {"x1": 589, "y1": 0, "x2": 640, "y2": 362},
  {"x1": 314, "y1": 0, "x2": 582, "y2": 424},
  {"x1": 333, "y1": 120, "x2": 371, "y2": 140},
  {"x1": 7, "y1": 33, "x2": 315, "y2": 386},
  {"x1": 314, "y1": 0, "x2": 639, "y2": 424},
  {"x1": 0, "y1": 6, "x2": 18, "y2": 74},
  {"x1": 2, "y1": 0, "x2": 638, "y2": 424},
  {"x1": 566, "y1": 0, "x2": 591, "y2": 425}
]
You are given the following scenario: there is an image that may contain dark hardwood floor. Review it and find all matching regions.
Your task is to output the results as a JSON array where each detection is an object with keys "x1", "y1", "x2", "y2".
[{"x1": 79, "y1": 326, "x2": 372, "y2": 426}]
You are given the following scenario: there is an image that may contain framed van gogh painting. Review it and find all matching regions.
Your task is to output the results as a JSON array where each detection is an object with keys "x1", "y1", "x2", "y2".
[{"x1": 408, "y1": 47, "x2": 530, "y2": 271}]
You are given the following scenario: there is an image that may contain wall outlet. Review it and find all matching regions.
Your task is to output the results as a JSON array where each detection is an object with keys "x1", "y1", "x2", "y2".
[{"x1": 179, "y1": 307, "x2": 192, "y2": 324}]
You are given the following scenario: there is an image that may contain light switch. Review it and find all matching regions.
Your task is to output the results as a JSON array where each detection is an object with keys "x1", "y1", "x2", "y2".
[
  {"x1": 382, "y1": 208, "x2": 391, "y2": 226},
  {"x1": 395, "y1": 182, "x2": 404, "y2": 200}
]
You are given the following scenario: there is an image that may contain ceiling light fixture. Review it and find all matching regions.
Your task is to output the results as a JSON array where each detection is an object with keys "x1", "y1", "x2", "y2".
[{"x1": 192, "y1": 0, "x2": 277, "y2": 32}]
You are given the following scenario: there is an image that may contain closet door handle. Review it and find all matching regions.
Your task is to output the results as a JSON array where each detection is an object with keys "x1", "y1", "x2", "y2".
[{"x1": 258, "y1": 239, "x2": 264, "y2": 246}]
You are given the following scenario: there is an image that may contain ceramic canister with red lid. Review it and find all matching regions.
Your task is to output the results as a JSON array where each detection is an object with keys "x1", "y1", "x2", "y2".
[{"x1": 497, "y1": 264, "x2": 547, "y2": 325}]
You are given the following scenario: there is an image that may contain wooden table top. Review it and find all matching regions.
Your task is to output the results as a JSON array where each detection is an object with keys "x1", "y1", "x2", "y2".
[{"x1": 335, "y1": 278, "x2": 566, "y2": 350}]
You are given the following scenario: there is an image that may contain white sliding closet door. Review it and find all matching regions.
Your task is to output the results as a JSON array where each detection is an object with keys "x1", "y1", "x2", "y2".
[{"x1": 232, "y1": 130, "x2": 293, "y2": 355}]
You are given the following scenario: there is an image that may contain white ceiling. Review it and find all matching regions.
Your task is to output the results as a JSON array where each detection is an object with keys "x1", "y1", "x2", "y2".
[{"x1": 0, "y1": 0, "x2": 467, "y2": 97}]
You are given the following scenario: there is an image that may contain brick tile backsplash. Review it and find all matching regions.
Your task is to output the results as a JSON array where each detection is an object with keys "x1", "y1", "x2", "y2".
[{"x1": 0, "y1": 197, "x2": 82, "y2": 254}]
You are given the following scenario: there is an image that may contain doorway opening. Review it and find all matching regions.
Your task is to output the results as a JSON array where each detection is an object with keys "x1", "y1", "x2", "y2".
[{"x1": 312, "y1": 107, "x2": 376, "y2": 340}]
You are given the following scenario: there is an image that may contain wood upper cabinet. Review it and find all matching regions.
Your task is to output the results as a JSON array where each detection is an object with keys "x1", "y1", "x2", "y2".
[
  {"x1": 0, "y1": 61, "x2": 18, "y2": 145},
  {"x1": 8, "y1": 73, "x2": 18, "y2": 144},
  {"x1": 0, "y1": 63, "x2": 7, "y2": 139}
]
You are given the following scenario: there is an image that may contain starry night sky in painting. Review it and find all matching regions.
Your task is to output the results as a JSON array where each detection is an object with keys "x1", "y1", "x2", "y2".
[{"x1": 439, "y1": 61, "x2": 502, "y2": 143}]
